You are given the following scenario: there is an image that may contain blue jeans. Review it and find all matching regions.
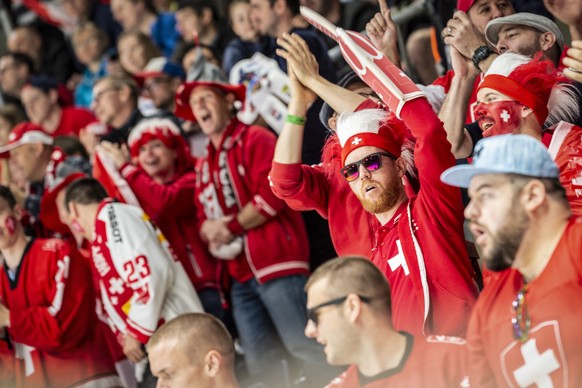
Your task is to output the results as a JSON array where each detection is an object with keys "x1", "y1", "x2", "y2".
[{"x1": 231, "y1": 275, "x2": 340, "y2": 386}]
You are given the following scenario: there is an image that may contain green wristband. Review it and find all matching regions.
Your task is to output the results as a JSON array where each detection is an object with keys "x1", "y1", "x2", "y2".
[{"x1": 286, "y1": 114, "x2": 306, "y2": 125}]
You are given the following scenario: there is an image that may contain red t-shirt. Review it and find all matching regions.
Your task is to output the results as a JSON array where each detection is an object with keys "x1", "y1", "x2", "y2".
[
  {"x1": 327, "y1": 334, "x2": 468, "y2": 388},
  {"x1": 468, "y1": 217, "x2": 582, "y2": 387}
]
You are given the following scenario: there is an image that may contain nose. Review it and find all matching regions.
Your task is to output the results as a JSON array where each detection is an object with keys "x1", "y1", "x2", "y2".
[
  {"x1": 304, "y1": 319, "x2": 317, "y2": 339},
  {"x1": 496, "y1": 41, "x2": 507, "y2": 53},
  {"x1": 490, "y1": 5, "x2": 503, "y2": 19},
  {"x1": 358, "y1": 163, "x2": 371, "y2": 180},
  {"x1": 464, "y1": 199, "x2": 478, "y2": 221}
]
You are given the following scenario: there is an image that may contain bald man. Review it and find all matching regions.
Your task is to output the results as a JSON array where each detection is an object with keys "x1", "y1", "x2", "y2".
[{"x1": 147, "y1": 313, "x2": 239, "y2": 388}]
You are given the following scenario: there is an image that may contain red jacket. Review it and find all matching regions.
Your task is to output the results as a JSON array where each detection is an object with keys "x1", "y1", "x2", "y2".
[
  {"x1": 370, "y1": 98, "x2": 478, "y2": 337},
  {"x1": 0, "y1": 239, "x2": 115, "y2": 387},
  {"x1": 195, "y1": 119, "x2": 310, "y2": 284},
  {"x1": 269, "y1": 162, "x2": 378, "y2": 258},
  {"x1": 120, "y1": 164, "x2": 219, "y2": 291}
]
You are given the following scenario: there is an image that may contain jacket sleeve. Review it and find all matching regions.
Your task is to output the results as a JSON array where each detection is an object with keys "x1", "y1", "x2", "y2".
[
  {"x1": 120, "y1": 164, "x2": 196, "y2": 221},
  {"x1": 107, "y1": 205, "x2": 173, "y2": 344},
  {"x1": 269, "y1": 161, "x2": 331, "y2": 218},
  {"x1": 242, "y1": 127, "x2": 290, "y2": 220},
  {"x1": 9, "y1": 242, "x2": 96, "y2": 352},
  {"x1": 400, "y1": 98, "x2": 466, "y2": 233}
]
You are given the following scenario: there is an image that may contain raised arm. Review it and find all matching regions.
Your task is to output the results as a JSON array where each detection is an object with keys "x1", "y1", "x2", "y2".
[
  {"x1": 365, "y1": 0, "x2": 401, "y2": 68},
  {"x1": 438, "y1": 46, "x2": 480, "y2": 158}
]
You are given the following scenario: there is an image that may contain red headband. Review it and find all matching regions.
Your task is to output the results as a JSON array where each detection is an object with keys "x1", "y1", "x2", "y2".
[{"x1": 479, "y1": 74, "x2": 549, "y2": 127}]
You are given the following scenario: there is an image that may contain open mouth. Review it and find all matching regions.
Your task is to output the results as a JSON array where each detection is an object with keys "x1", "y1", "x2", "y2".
[
  {"x1": 200, "y1": 113, "x2": 211, "y2": 123},
  {"x1": 469, "y1": 222, "x2": 487, "y2": 246},
  {"x1": 477, "y1": 118, "x2": 494, "y2": 132}
]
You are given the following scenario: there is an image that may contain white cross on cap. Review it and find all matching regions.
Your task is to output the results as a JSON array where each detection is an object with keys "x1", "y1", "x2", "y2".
[{"x1": 351, "y1": 137, "x2": 362, "y2": 146}]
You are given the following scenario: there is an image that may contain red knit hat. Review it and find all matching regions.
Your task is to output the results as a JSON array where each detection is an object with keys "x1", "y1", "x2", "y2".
[{"x1": 128, "y1": 118, "x2": 193, "y2": 176}]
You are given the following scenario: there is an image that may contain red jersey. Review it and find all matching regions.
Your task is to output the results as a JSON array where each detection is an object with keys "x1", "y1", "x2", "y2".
[
  {"x1": 326, "y1": 334, "x2": 468, "y2": 388},
  {"x1": 371, "y1": 98, "x2": 478, "y2": 337},
  {"x1": 0, "y1": 238, "x2": 115, "y2": 387},
  {"x1": 468, "y1": 217, "x2": 582, "y2": 387}
]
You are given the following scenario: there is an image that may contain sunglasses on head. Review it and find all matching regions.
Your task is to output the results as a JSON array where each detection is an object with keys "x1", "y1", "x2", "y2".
[{"x1": 340, "y1": 152, "x2": 396, "y2": 182}]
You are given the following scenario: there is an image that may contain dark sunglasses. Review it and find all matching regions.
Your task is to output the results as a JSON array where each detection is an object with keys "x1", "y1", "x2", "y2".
[
  {"x1": 512, "y1": 284, "x2": 530, "y2": 342},
  {"x1": 307, "y1": 295, "x2": 371, "y2": 325},
  {"x1": 340, "y1": 152, "x2": 396, "y2": 182}
]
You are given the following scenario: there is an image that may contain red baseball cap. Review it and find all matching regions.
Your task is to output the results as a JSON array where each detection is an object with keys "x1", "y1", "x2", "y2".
[
  {"x1": 174, "y1": 81, "x2": 246, "y2": 122},
  {"x1": 0, "y1": 122, "x2": 53, "y2": 154},
  {"x1": 457, "y1": 0, "x2": 475, "y2": 12}
]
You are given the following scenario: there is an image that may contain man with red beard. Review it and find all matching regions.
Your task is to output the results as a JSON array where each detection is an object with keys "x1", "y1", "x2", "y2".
[
  {"x1": 449, "y1": 52, "x2": 582, "y2": 215},
  {"x1": 331, "y1": 81, "x2": 479, "y2": 335},
  {"x1": 441, "y1": 134, "x2": 582, "y2": 387}
]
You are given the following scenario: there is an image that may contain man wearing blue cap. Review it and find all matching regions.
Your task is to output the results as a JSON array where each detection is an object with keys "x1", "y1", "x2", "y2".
[{"x1": 441, "y1": 134, "x2": 582, "y2": 387}]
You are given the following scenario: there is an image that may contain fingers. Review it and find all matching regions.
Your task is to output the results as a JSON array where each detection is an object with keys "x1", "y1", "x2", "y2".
[{"x1": 378, "y1": 0, "x2": 389, "y2": 15}]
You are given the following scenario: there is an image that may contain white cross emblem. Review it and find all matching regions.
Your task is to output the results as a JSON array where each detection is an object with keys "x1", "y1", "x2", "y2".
[
  {"x1": 351, "y1": 137, "x2": 362, "y2": 146},
  {"x1": 387, "y1": 240, "x2": 410, "y2": 276},
  {"x1": 513, "y1": 338, "x2": 560, "y2": 387},
  {"x1": 109, "y1": 277, "x2": 125, "y2": 295},
  {"x1": 500, "y1": 110, "x2": 511, "y2": 122}
]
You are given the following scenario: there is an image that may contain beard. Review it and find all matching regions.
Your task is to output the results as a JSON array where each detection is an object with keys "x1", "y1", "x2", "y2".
[
  {"x1": 357, "y1": 178, "x2": 404, "y2": 214},
  {"x1": 482, "y1": 197, "x2": 529, "y2": 272}
]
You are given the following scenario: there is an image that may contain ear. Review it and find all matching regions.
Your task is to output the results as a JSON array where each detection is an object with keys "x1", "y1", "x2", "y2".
[
  {"x1": 204, "y1": 350, "x2": 222, "y2": 378},
  {"x1": 539, "y1": 32, "x2": 556, "y2": 52},
  {"x1": 520, "y1": 105, "x2": 535, "y2": 119},
  {"x1": 13, "y1": 204, "x2": 24, "y2": 222},
  {"x1": 49, "y1": 89, "x2": 59, "y2": 105},
  {"x1": 170, "y1": 77, "x2": 182, "y2": 92},
  {"x1": 225, "y1": 92, "x2": 236, "y2": 109},
  {"x1": 344, "y1": 293, "x2": 364, "y2": 324},
  {"x1": 67, "y1": 201, "x2": 79, "y2": 218},
  {"x1": 274, "y1": 0, "x2": 286, "y2": 15},
  {"x1": 520, "y1": 180, "x2": 546, "y2": 213},
  {"x1": 118, "y1": 85, "x2": 132, "y2": 104},
  {"x1": 395, "y1": 157, "x2": 407, "y2": 178},
  {"x1": 201, "y1": 8, "x2": 214, "y2": 26},
  {"x1": 327, "y1": 116, "x2": 338, "y2": 131}
]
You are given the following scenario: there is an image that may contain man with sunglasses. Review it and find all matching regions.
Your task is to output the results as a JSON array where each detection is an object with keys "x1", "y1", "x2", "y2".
[
  {"x1": 304, "y1": 256, "x2": 469, "y2": 387},
  {"x1": 334, "y1": 99, "x2": 479, "y2": 337},
  {"x1": 441, "y1": 134, "x2": 582, "y2": 387}
]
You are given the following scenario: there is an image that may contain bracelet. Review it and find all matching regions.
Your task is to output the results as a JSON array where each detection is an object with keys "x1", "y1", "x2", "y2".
[
  {"x1": 226, "y1": 217, "x2": 245, "y2": 235},
  {"x1": 286, "y1": 114, "x2": 306, "y2": 125}
]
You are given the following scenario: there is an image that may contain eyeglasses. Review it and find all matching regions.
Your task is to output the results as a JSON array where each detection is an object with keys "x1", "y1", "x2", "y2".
[
  {"x1": 307, "y1": 295, "x2": 371, "y2": 325},
  {"x1": 93, "y1": 87, "x2": 118, "y2": 104},
  {"x1": 512, "y1": 284, "x2": 530, "y2": 342},
  {"x1": 340, "y1": 152, "x2": 396, "y2": 182}
]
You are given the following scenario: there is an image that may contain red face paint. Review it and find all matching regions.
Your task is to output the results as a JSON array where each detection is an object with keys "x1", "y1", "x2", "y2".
[
  {"x1": 5, "y1": 216, "x2": 16, "y2": 236},
  {"x1": 474, "y1": 100, "x2": 524, "y2": 137}
]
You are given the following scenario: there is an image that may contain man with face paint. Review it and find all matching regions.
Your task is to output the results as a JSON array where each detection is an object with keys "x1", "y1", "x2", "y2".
[
  {"x1": 453, "y1": 52, "x2": 582, "y2": 215},
  {"x1": 0, "y1": 185, "x2": 120, "y2": 387},
  {"x1": 441, "y1": 134, "x2": 582, "y2": 387}
]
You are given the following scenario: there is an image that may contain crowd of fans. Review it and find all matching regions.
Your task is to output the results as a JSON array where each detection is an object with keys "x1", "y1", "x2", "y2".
[{"x1": 0, "y1": 0, "x2": 581, "y2": 386}]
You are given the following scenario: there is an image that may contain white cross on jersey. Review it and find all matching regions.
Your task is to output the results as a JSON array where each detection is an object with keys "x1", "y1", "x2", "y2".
[
  {"x1": 513, "y1": 338, "x2": 560, "y2": 388},
  {"x1": 14, "y1": 343, "x2": 35, "y2": 376},
  {"x1": 500, "y1": 110, "x2": 511, "y2": 122},
  {"x1": 387, "y1": 240, "x2": 410, "y2": 276},
  {"x1": 109, "y1": 277, "x2": 125, "y2": 295},
  {"x1": 351, "y1": 137, "x2": 362, "y2": 145}
]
